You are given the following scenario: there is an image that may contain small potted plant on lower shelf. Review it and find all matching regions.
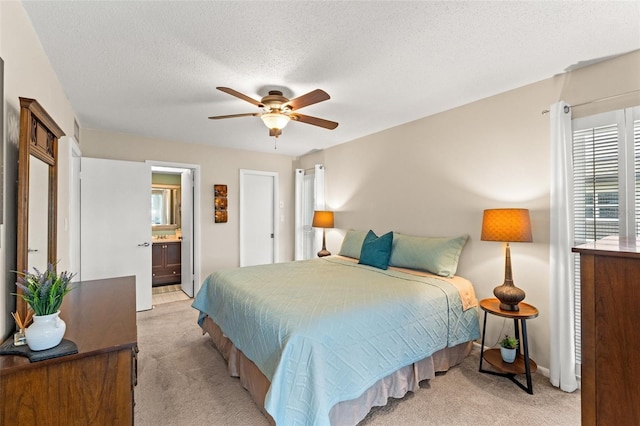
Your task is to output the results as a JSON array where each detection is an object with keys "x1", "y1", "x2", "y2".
[{"x1": 500, "y1": 334, "x2": 519, "y2": 363}]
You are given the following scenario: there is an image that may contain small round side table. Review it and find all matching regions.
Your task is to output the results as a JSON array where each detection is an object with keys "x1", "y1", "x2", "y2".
[{"x1": 478, "y1": 298, "x2": 539, "y2": 394}]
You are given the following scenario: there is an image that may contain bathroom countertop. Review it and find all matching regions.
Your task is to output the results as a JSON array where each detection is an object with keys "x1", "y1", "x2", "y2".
[{"x1": 152, "y1": 237, "x2": 182, "y2": 243}]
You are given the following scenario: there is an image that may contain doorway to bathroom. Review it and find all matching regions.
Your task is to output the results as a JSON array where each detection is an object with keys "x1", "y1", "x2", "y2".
[{"x1": 149, "y1": 161, "x2": 200, "y2": 303}]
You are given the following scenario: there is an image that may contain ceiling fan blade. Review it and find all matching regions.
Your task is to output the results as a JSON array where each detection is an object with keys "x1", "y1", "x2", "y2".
[
  {"x1": 208, "y1": 113, "x2": 259, "y2": 120},
  {"x1": 286, "y1": 89, "x2": 330, "y2": 110},
  {"x1": 217, "y1": 87, "x2": 263, "y2": 107},
  {"x1": 269, "y1": 128, "x2": 282, "y2": 137},
  {"x1": 291, "y1": 113, "x2": 339, "y2": 130}
]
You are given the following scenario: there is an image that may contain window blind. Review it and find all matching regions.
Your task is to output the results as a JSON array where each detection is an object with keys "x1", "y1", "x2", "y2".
[{"x1": 571, "y1": 106, "x2": 640, "y2": 364}]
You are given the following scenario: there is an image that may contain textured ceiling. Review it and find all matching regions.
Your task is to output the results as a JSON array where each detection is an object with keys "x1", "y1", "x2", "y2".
[{"x1": 22, "y1": 1, "x2": 640, "y2": 157}]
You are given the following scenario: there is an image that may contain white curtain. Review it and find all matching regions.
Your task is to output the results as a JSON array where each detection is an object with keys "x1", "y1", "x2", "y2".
[
  {"x1": 549, "y1": 101, "x2": 578, "y2": 392},
  {"x1": 294, "y1": 169, "x2": 305, "y2": 260},
  {"x1": 294, "y1": 165, "x2": 326, "y2": 260},
  {"x1": 313, "y1": 165, "x2": 326, "y2": 255}
]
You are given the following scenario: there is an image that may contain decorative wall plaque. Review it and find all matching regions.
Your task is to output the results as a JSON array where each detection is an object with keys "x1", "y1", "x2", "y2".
[{"x1": 214, "y1": 184, "x2": 228, "y2": 223}]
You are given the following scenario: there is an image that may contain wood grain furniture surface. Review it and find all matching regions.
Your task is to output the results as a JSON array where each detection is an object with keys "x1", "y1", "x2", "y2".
[
  {"x1": 16, "y1": 97, "x2": 64, "y2": 321},
  {"x1": 573, "y1": 237, "x2": 640, "y2": 425},
  {"x1": 478, "y1": 298, "x2": 538, "y2": 394},
  {"x1": 152, "y1": 241, "x2": 181, "y2": 286},
  {"x1": 0, "y1": 276, "x2": 138, "y2": 426}
]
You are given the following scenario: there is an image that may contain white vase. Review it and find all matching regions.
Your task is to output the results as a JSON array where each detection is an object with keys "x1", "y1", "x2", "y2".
[
  {"x1": 500, "y1": 346, "x2": 517, "y2": 363},
  {"x1": 25, "y1": 310, "x2": 66, "y2": 351}
]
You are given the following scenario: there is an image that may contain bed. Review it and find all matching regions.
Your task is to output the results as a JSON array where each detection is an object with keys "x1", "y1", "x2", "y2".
[{"x1": 192, "y1": 231, "x2": 480, "y2": 425}]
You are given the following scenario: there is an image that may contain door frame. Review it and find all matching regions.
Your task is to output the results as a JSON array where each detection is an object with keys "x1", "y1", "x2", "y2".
[
  {"x1": 239, "y1": 169, "x2": 279, "y2": 266},
  {"x1": 147, "y1": 160, "x2": 201, "y2": 296},
  {"x1": 63, "y1": 136, "x2": 82, "y2": 280}
]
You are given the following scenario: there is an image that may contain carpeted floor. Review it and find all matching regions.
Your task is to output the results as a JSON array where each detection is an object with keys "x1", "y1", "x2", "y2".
[{"x1": 135, "y1": 300, "x2": 581, "y2": 426}]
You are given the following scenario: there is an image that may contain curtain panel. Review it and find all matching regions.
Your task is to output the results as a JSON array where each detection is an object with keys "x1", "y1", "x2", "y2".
[{"x1": 549, "y1": 101, "x2": 579, "y2": 392}]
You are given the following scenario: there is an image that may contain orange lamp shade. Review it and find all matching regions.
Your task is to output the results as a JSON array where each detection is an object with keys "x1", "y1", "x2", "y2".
[
  {"x1": 481, "y1": 209, "x2": 532, "y2": 243},
  {"x1": 312, "y1": 211, "x2": 334, "y2": 228}
]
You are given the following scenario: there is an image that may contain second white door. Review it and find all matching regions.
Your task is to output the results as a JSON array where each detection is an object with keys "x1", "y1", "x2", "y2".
[{"x1": 240, "y1": 169, "x2": 278, "y2": 267}]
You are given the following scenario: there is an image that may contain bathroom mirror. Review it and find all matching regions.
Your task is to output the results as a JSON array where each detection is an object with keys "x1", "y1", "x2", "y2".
[
  {"x1": 151, "y1": 184, "x2": 181, "y2": 229},
  {"x1": 16, "y1": 98, "x2": 64, "y2": 319}
]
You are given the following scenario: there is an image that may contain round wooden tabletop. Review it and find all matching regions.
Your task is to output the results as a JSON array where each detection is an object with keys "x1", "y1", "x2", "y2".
[{"x1": 479, "y1": 298, "x2": 539, "y2": 319}]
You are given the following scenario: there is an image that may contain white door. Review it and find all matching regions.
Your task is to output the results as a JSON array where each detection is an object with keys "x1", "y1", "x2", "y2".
[
  {"x1": 180, "y1": 169, "x2": 194, "y2": 296},
  {"x1": 81, "y1": 158, "x2": 152, "y2": 311},
  {"x1": 240, "y1": 169, "x2": 278, "y2": 267}
]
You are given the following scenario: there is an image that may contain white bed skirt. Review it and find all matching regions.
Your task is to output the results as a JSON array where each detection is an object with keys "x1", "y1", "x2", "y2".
[{"x1": 200, "y1": 315, "x2": 472, "y2": 425}]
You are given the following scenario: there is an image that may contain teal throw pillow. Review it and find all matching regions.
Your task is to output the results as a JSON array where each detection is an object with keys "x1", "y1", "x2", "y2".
[{"x1": 358, "y1": 230, "x2": 394, "y2": 270}]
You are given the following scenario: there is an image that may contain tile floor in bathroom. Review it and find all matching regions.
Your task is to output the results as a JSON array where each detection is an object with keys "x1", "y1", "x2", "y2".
[{"x1": 152, "y1": 284, "x2": 191, "y2": 305}]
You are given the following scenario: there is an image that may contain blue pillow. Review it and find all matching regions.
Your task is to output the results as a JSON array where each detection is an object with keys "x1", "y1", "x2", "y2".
[{"x1": 358, "y1": 230, "x2": 393, "y2": 270}]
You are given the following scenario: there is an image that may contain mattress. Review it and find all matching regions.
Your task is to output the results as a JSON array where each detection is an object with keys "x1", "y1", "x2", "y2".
[{"x1": 192, "y1": 256, "x2": 480, "y2": 425}]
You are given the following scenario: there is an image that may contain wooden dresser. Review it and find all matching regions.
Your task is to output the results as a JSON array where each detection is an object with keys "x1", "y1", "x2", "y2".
[
  {"x1": 573, "y1": 237, "x2": 640, "y2": 425},
  {"x1": 0, "y1": 276, "x2": 138, "y2": 425}
]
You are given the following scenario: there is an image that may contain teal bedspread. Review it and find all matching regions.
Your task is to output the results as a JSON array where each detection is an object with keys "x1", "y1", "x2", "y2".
[{"x1": 192, "y1": 257, "x2": 479, "y2": 425}]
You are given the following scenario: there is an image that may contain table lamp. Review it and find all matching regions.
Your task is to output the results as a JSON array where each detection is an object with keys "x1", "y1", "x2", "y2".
[
  {"x1": 312, "y1": 210, "x2": 334, "y2": 257},
  {"x1": 481, "y1": 208, "x2": 533, "y2": 311}
]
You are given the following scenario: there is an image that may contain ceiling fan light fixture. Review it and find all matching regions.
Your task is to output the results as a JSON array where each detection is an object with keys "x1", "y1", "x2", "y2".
[
  {"x1": 211, "y1": 87, "x2": 337, "y2": 140},
  {"x1": 261, "y1": 112, "x2": 290, "y2": 130}
]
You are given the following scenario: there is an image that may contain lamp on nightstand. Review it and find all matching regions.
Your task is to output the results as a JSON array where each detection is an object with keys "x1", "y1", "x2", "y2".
[
  {"x1": 481, "y1": 208, "x2": 533, "y2": 312},
  {"x1": 312, "y1": 210, "x2": 334, "y2": 257}
]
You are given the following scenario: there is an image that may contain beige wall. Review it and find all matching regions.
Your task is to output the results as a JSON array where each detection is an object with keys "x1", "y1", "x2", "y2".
[
  {"x1": 308, "y1": 50, "x2": 640, "y2": 371},
  {"x1": 79, "y1": 129, "x2": 296, "y2": 282},
  {"x1": 1, "y1": 2, "x2": 77, "y2": 340},
  {"x1": 2, "y1": 0, "x2": 639, "y2": 375}
]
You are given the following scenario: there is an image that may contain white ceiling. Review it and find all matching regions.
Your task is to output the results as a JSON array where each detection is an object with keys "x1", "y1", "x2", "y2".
[{"x1": 22, "y1": 1, "x2": 640, "y2": 157}]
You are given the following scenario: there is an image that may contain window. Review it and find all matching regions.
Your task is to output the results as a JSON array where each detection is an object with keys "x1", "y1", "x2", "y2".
[{"x1": 572, "y1": 106, "x2": 640, "y2": 363}]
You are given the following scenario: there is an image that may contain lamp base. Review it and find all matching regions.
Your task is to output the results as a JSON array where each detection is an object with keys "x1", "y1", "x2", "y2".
[
  {"x1": 317, "y1": 249, "x2": 331, "y2": 258},
  {"x1": 317, "y1": 228, "x2": 331, "y2": 257},
  {"x1": 493, "y1": 283, "x2": 525, "y2": 312}
]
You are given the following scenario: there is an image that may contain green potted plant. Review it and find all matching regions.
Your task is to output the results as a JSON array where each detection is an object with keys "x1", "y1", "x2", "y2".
[
  {"x1": 15, "y1": 263, "x2": 76, "y2": 351},
  {"x1": 499, "y1": 334, "x2": 518, "y2": 363}
]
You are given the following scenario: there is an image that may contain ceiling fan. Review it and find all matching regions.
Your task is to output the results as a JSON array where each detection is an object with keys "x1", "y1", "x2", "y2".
[{"x1": 209, "y1": 87, "x2": 339, "y2": 139}]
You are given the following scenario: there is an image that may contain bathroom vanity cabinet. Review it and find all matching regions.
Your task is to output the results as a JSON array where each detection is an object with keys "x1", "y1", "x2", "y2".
[{"x1": 152, "y1": 241, "x2": 181, "y2": 286}]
